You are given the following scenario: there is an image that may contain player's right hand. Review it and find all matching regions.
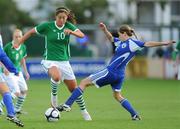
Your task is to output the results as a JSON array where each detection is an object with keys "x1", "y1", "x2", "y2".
[{"x1": 99, "y1": 22, "x2": 106, "y2": 31}]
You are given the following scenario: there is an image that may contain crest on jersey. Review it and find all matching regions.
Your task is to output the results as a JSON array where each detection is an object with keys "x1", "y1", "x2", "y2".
[
  {"x1": 53, "y1": 29, "x2": 56, "y2": 32},
  {"x1": 122, "y1": 43, "x2": 127, "y2": 48}
]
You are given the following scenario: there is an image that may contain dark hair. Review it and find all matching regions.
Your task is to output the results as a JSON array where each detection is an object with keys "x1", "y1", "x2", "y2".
[
  {"x1": 119, "y1": 24, "x2": 138, "y2": 39},
  {"x1": 55, "y1": 7, "x2": 76, "y2": 24}
]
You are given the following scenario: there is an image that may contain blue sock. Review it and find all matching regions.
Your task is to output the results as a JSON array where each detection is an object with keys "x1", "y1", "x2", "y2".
[
  {"x1": 3, "y1": 92, "x2": 15, "y2": 117},
  {"x1": 65, "y1": 87, "x2": 83, "y2": 106},
  {"x1": 120, "y1": 99, "x2": 137, "y2": 117}
]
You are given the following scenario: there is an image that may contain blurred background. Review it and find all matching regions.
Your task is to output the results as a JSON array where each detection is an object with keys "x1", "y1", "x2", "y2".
[{"x1": 0, "y1": 0, "x2": 180, "y2": 79}]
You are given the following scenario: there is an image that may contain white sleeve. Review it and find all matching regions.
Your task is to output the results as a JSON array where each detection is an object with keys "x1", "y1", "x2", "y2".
[
  {"x1": 0, "y1": 34, "x2": 3, "y2": 48},
  {"x1": 129, "y1": 40, "x2": 144, "y2": 52}
]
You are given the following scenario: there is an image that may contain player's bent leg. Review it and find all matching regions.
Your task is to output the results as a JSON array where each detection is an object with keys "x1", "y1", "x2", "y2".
[
  {"x1": 113, "y1": 91, "x2": 141, "y2": 120},
  {"x1": 64, "y1": 79, "x2": 92, "y2": 121},
  {"x1": 0, "y1": 83, "x2": 24, "y2": 126},
  {"x1": 57, "y1": 78, "x2": 91, "y2": 110},
  {"x1": 15, "y1": 92, "x2": 27, "y2": 114},
  {"x1": 48, "y1": 66, "x2": 61, "y2": 107},
  {"x1": 50, "y1": 79, "x2": 59, "y2": 107}
]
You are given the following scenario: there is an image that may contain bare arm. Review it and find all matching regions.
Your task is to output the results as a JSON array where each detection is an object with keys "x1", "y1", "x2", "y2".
[
  {"x1": 99, "y1": 22, "x2": 113, "y2": 43},
  {"x1": 144, "y1": 40, "x2": 176, "y2": 47},
  {"x1": 19, "y1": 28, "x2": 36, "y2": 45},
  {"x1": 21, "y1": 58, "x2": 30, "y2": 80},
  {"x1": 64, "y1": 29, "x2": 84, "y2": 38}
]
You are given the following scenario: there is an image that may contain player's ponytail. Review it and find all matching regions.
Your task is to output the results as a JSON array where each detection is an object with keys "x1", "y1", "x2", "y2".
[
  {"x1": 56, "y1": 7, "x2": 77, "y2": 24},
  {"x1": 119, "y1": 25, "x2": 138, "y2": 39},
  {"x1": 131, "y1": 29, "x2": 138, "y2": 40}
]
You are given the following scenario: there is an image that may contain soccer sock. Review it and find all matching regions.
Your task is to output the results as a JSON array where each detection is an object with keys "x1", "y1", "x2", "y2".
[
  {"x1": 0, "y1": 99, "x2": 5, "y2": 108},
  {"x1": 51, "y1": 79, "x2": 59, "y2": 107},
  {"x1": 3, "y1": 92, "x2": 15, "y2": 117},
  {"x1": 65, "y1": 87, "x2": 83, "y2": 107},
  {"x1": 15, "y1": 95, "x2": 26, "y2": 112},
  {"x1": 11, "y1": 92, "x2": 17, "y2": 100},
  {"x1": 76, "y1": 95, "x2": 86, "y2": 111},
  {"x1": 120, "y1": 99, "x2": 137, "y2": 117},
  {"x1": 0, "y1": 93, "x2": 16, "y2": 110}
]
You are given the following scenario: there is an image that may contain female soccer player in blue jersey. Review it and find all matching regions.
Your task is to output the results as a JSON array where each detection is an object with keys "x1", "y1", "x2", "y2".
[
  {"x1": 0, "y1": 41, "x2": 24, "y2": 126},
  {"x1": 57, "y1": 22, "x2": 175, "y2": 120}
]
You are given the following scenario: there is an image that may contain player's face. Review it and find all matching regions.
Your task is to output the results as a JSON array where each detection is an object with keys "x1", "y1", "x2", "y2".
[
  {"x1": 13, "y1": 32, "x2": 22, "y2": 41},
  {"x1": 118, "y1": 32, "x2": 125, "y2": 41},
  {"x1": 118, "y1": 32, "x2": 128, "y2": 41},
  {"x1": 56, "y1": 12, "x2": 68, "y2": 27}
]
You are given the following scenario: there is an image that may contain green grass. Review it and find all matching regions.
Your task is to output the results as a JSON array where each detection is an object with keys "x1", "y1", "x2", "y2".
[{"x1": 0, "y1": 78, "x2": 180, "y2": 129}]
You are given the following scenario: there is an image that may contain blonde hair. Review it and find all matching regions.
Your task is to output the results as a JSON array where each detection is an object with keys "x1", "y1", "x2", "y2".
[{"x1": 13, "y1": 29, "x2": 23, "y2": 37}]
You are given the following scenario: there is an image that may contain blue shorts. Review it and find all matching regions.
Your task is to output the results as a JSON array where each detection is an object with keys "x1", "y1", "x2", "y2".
[{"x1": 89, "y1": 68, "x2": 125, "y2": 92}]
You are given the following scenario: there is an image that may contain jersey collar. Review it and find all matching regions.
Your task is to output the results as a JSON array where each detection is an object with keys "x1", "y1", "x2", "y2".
[
  {"x1": 12, "y1": 41, "x2": 21, "y2": 50},
  {"x1": 54, "y1": 21, "x2": 65, "y2": 30}
]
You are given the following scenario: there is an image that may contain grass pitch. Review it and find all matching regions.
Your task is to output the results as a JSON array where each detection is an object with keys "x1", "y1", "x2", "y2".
[{"x1": 0, "y1": 78, "x2": 179, "y2": 129}]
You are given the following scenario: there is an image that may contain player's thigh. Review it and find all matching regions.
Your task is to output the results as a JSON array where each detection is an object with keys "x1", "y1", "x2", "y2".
[
  {"x1": 41, "y1": 60, "x2": 62, "y2": 81},
  {"x1": 64, "y1": 79, "x2": 77, "y2": 92},
  {"x1": 3, "y1": 73, "x2": 20, "y2": 93},
  {"x1": 0, "y1": 74, "x2": 9, "y2": 94},
  {"x1": 111, "y1": 76, "x2": 125, "y2": 92},
  {"x1": 0, "y1": 82, "x2": 9, "y2": 94},
  {"x1": 89, "y1": 68, "x2": 114, "y2": 88},
  {"x1": 59, "y1": 61, "x2": 75, "y2": 81}
]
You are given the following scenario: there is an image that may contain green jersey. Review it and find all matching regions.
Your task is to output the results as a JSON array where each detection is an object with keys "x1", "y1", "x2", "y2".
[
  {"x1": 35, "y1": 21, "x2": 78, "y2": 61},
  {"x1": 175, "y1": 40, "x2": 180, "y2": 52},
  {"x1": 4, "y1": 42, "x2": 27, "y2": 72}
]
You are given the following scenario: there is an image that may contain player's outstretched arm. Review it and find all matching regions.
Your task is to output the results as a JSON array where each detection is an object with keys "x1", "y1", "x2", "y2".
[
  {"x1": 19, "y1": 28, "x2": 36, "y2": 45},
  {"x1": 144, "y1": 40, "x2": 176, "y2": 47},
  {"x1": 99, "y1": 22, "x2": 113, "y2": 43}
]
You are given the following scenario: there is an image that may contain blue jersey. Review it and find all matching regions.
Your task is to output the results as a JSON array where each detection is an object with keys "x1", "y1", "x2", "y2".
[
  {"x1": 89, "y1": 37, "x2": 145, "y2": 91},
  {"x1": 0, "y1": 47, "x2": 18, "y2": 75},
  {"x1": 107, "y1": 37, "x2": 145, "y2": 74}
]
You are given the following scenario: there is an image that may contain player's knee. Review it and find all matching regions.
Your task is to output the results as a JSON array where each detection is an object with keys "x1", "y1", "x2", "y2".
[
  {"x1": 21, "y1": 90, "x2": 27, "y2": 95},
  {"x1": 113, "y1": 92, "x2": 123, "y2": 101},
  {"x1": 113, "y1": 94, "x2": 119, "y2": 101},
  {"x1": 79, "y1": 78, "x2": 89, "y2": 87},
  {"x1": 52, "y1": 75, "x2": 60, "y2": 82},
  {"x1": 49, "y1": 67, "x2": 61, "y2": 82},
  {"x1": 15, "y1": 92, "x2": 21, "y2": 97},
  {"x1": 0, "y1": 83, "x2": 9, "y2": 93}
]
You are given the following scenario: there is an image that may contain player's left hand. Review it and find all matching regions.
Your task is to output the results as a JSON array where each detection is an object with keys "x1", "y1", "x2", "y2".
[
  {"x1": 25, "y1": 72, "x2": 30, "y2": 80},
  {"x1": 64, "y1": 29, "x2": 72, "y2": 35},
  {"x1": 164, "y1": 40, "x2": 176, "y2": 45}
]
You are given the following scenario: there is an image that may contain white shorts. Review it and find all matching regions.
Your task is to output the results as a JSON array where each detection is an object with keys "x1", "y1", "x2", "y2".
[
  {"x1": 2, "y1": 72, "x2": 28, "y2": 93},
  {"x1": 41, "y1": 60, "x2": 76, "y2": 81}
]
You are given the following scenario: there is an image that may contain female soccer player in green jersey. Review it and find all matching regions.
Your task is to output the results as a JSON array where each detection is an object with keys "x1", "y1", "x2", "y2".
[
  {"x1": 172, "y1": 40, "x2": 180, "y2": 80},
  {"x1": 1, "y1": 29, "x2": 29, "y2": 114},
  {"x1": 18, "y1": 7, "x2": 92, "y2": 120}
]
